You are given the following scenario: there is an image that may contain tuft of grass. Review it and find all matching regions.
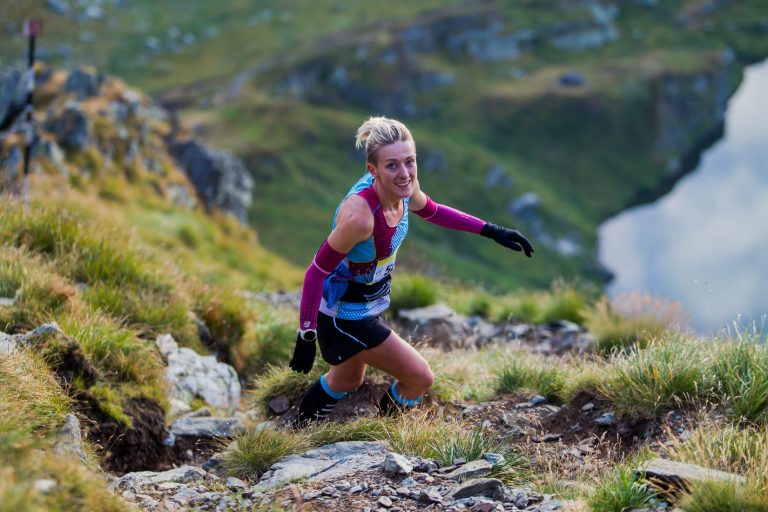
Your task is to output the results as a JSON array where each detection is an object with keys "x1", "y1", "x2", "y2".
[
  {"x1": 598, "y1": 336, "x2": 705, "y2": 415},
  {"x1": 306, "y1": 417, "x2": 391, "y2": 447},
  {"x1": 707, "y1": 340, "x2": 768, "y2": 423},
  {"x1": 584, "y1": 293, "x2": 687, "y2": 353},
  {"x1": 248, "y1": 364, "x2": 329, "y2": 418},
  {"x1": 222, "y1": 426, "x2": 308, "y2": 481},
  {"x1": 496, "y1": 353, "x2": 567, "y2": 401},
  {"x1": 57, "y1": 311, "x2": 166, "y2": 402},
  {"x1": 192, "y1": 285, "x2": 253, "y2": 370},
  {"x1": 383, "y1": 409, "x2": 517, "y2": 466},
  {"x1": 538, "y1": 279, "x2": 591, "y2": 325},
  {"x1": 588, "y1": 461, "x2": 659, "y2": 512},
  {"x1": 246, "y1": 308, "x2": 301, "y2": 375},
  {"x1": 0, "y1": 348, "x2": 71, "y2": 445},
  {"x1": 678, "y1": 480, "x2": 768, "y2": 512},
  {"x1": 389, "y1": 273, "x2": 438, "y2": 313}
]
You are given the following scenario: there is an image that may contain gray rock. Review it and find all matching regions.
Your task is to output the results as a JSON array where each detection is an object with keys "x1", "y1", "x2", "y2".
[
  {"x1": 34, "y1": 479, "x2": 57, "y2": 494},
  {"x1": 45, "y1": 0, "x2": 70, "y2": 15},
  {"x1": 168, "y1": 138, "x2": 254, "y2": 223},
  {"x1": 171, "y1": 487, "x2": 199, "y2": 505},
  {"x1": 559, "y1": 72, "x2": 586, "y2": 87},
  {"x1": 169, "y1": 417, "x2": 244, "y2": 439},
  {"x1": 416, "y1": 487, "x2": 443, "y2": 503},
  {"x1": 254, "y1": 441, "x2": 390, "y2": 490},
  {"x1": 118, "y1": 466, "x2": 206, "y2": 490},
  {"x1": 0, "y1": 331, "x2": 17, "y2": 355},
  {"x1": 638, "y1": 458, "x2": 746, "y2": 495},
  {"x1": 382, "y1": 452, "x2": 413, "y2": 476},
  {"x1": 52, "y1": 414, "x2": 87, "y2": 464},
  {"x1": 482, "y1": 453, "x2": 505, "y2": 465},
  {"x1": 45, "y1": 102, "x2": 91, "y2": 151},
  {"x1": 410, "y1": 457, "x2": 439, "y2": 473},
  {"x1": 225, "y1": 477, "x2": 247, "y2": 489},
  {"x1": 156, "y1": 334, "x2": 241, "y2": 415},
  {"x1": 448, "y1": 478, "x2": 505, "y2": 501},
  {"x1": 445, "y1": 459, "x2": 493, "y2": 482},
  {"x1": 268, "y1": 395, "x2": 290, "y2": 414},
  {"x1": 531, "y1": 395, "x2": 548, "y2": 405},
  {"x1": 581, "y1": 402, "x2": 595, "y2": 412},
  {"x1": 0, "y1": 69, "x2": 24, "y2": 129},
  {"x1": 595, "y1": 412, "x2": 615, "y2": 426}
]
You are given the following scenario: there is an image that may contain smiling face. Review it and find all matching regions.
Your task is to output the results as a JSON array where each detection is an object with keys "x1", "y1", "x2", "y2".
[{"x1": 367, "y1": 140, "x2": 417, "y2": 201}]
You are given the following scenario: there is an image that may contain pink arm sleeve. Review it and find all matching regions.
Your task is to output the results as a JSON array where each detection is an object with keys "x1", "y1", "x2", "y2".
[
  {"x1": 412, "y1": 194, "x2": 486, "y2": 234},
  {"x1": 299, "y1": 241, "x2": 347, "y2": 330}
]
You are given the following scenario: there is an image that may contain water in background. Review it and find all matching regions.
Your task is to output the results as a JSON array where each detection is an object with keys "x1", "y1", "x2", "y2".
[{"x1": 598, "y1": 58, "x2": 768, "y2": 335}]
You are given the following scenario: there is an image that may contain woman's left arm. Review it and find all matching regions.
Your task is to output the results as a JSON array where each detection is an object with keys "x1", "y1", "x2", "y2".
[{"x1": 409, "y1": 180, "x2": 534, "y2": 257}]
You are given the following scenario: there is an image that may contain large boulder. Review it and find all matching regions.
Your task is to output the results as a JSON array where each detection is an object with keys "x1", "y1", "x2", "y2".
[
  {"x1": 255, "y1": 441, "x2": 390, "y2": 491},
  {"x1": 156, "y1": 334, "x2": 241, "y2": 415},
  {"x1": 168, "y1": 138, "x2": 253, "y2": 223}
]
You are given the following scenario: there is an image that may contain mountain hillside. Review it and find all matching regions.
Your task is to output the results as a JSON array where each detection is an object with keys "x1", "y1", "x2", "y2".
[{"x1": 3, "y1": 0, "x2": 768, "y2": 290}]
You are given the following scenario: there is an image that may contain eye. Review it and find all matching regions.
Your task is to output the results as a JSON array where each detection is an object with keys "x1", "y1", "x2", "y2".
[
  {"x1": 406, "y1": 159, "x2": 415, "y2": 167},
  {"x1": 387, "y1": 163, "x2": 397, "y2": 170}
]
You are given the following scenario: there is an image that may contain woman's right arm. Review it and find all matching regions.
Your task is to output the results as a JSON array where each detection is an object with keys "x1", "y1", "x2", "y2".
[
  {"x1": 290, "y1": 196, "x2": 374, "y2": 374},
  {"x1": 297, "y1": 196, "x2": 373, "y2": 332}
]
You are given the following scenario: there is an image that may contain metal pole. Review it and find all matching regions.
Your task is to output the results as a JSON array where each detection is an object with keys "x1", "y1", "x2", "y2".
[{"x1": 21, "y1": 18, "x2": 42, "y2": 204}]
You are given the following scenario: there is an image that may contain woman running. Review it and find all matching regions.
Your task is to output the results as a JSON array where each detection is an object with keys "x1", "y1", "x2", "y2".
[{"x1": 290, "y1": 116, "x2": 533, "y2": 423}]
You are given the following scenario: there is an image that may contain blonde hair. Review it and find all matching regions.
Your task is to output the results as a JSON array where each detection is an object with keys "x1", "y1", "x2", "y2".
[{"x1": 354, "y1": 116, "x2": 414, "y2": 164}]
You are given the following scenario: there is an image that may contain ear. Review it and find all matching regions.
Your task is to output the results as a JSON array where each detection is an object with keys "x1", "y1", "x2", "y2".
[{"x1": 366, "y1": 162, "x2": 376, "y2": 176}]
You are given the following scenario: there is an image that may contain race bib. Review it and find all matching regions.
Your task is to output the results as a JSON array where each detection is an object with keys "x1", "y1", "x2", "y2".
[{"x1": 371, "y1": 251, "x2": 397, "y2": 283}]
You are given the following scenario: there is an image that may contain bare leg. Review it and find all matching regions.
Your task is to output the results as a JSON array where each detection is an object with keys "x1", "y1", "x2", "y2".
[{"x1": 359, "y1": 331, "x2": 434, "y2": 400}]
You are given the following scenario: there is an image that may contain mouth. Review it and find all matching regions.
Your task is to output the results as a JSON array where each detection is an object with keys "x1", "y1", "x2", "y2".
[{"x1": 395, "y1": 180, "x2": 412, "y2": 189}]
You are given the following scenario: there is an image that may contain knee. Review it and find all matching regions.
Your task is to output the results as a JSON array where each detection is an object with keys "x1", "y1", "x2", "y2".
[{"x1": 409, "y1": 364, "x2": 434, "y2": 395}]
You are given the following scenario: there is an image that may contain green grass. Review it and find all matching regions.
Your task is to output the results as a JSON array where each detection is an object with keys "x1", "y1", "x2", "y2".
[
  {"x1": 247, "y1": 364, "x2": 329, "y2": 419},
  {"x1": 588, "y1": 462, "x2": 659, "y2": 512},
  {"x1": 678, "y1": 480, "x2": 768, "y2": 512},
  {"x1": 708, "y1": 340, "x2": 768, "y2": 423},
  {"x1": 496, "y1": 353, "x2": 568, "y2": 401},
  {"x1": 584, "y1": 294, "x2": 687, "y2": 353},
  {"x1": 222, "y1": 426, "x2": 308, "y2": 481},
  {"x1": 598, "y1": 336, "x2": 705, "y2": 415},
  {"x1": 389, "y1": 273, "x2": 438, "y2": 313}
]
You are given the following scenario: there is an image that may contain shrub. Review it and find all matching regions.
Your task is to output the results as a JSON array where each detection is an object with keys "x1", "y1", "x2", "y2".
[{"x1": 389, "y1": 274, "x2": 437, "y2": 312}]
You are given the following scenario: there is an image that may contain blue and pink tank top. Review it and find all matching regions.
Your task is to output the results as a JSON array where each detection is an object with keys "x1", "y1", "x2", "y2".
[{"x1": 318, "y1": 173, "x2": 409, "y2": 320}]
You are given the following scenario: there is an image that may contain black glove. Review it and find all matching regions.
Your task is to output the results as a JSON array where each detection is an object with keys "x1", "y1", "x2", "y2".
[
  {"x1": 289, "y1": 332, "x2": 316, "y2": 374},
  {"x1": 481, "y1": 223, "x2": 534, "y2": 257}
]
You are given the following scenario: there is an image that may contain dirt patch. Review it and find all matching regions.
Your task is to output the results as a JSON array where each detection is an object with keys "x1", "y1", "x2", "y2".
[
  {"x1": 79, "y1": 396, "x2": 174, "y2": 474},
  {"x1": 30, "y1": 331, "x2": 98, "y2": 388},
  {"x1": 535, "y1": 391, "x2": 684, "y2": 452}
]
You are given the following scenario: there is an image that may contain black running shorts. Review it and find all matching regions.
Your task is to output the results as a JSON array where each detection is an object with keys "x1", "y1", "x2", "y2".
[{"x1": 317, "y1": 312, "x2": 392, "y2": 365}]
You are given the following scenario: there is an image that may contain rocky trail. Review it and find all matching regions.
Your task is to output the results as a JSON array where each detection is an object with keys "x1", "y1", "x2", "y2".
[{"x1": 4, "y1": 301, "x2": 692, "y2": 511}]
